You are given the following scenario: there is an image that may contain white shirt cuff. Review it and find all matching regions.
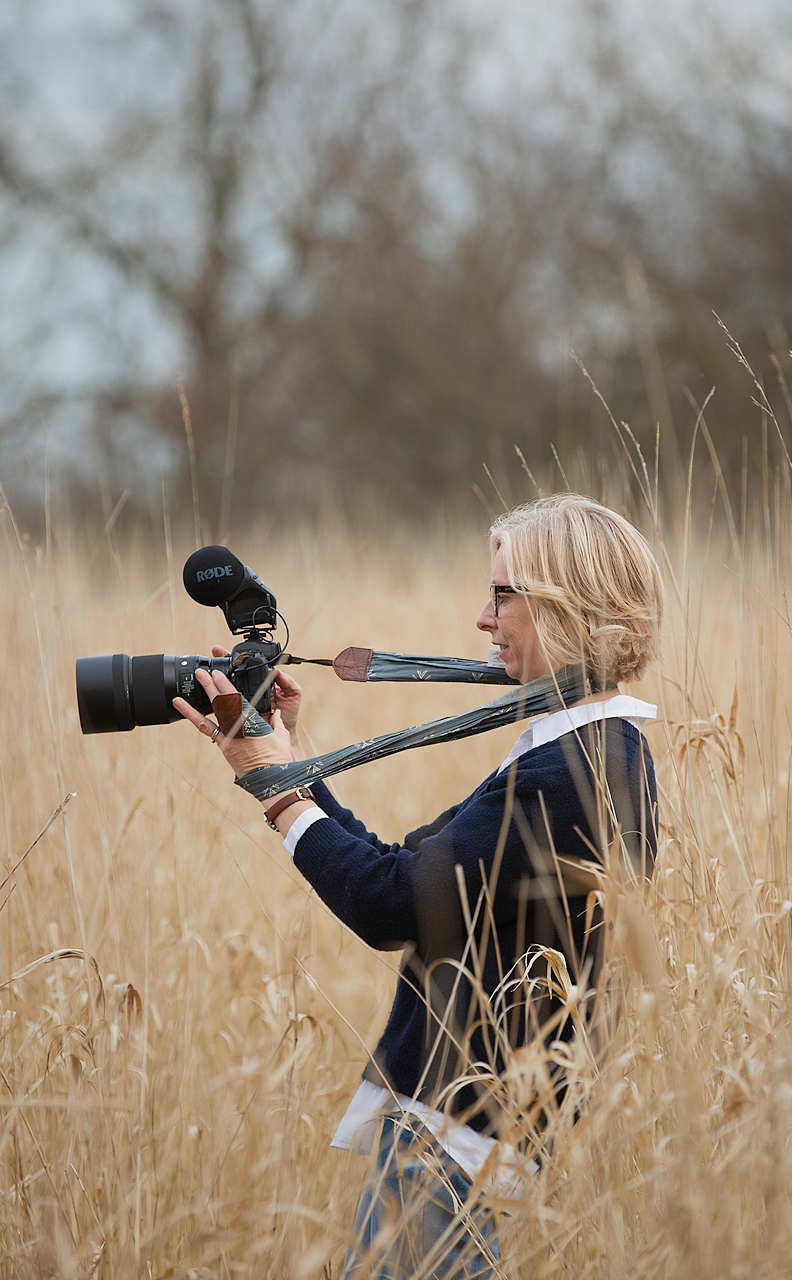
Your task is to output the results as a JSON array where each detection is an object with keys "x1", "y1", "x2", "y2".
[{"x1": 281, "y1": 808, "x2": 329, "y2": 858}]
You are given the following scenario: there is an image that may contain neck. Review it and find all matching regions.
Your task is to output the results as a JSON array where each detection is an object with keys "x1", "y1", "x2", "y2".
[
  {"x1": 573, "y1": 685, "x2": 620, "y2": 707},
  {"x1": 525, "y1": 683, "x2": 618, "y2": 724}
]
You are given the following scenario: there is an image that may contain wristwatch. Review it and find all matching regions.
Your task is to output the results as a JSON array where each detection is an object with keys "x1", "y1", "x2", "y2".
[{"x1": 264, "y1": 786, "x2": 315, "y2": 831}]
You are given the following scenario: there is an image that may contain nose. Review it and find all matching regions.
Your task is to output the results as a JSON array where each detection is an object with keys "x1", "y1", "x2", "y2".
[{"x1": 476, "y1": 599, "x2": 496, "y2": 633}]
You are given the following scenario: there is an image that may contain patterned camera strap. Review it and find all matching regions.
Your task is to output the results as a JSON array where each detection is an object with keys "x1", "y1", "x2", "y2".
[
  {"x1": 235, "y1": 664, "x2": 593, "y2": 802},
  {"x1": 281, "y1": 647, "x2": 517, "y2": 685}
]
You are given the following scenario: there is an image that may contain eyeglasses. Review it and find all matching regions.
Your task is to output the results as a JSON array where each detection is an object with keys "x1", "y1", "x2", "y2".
[{"x1": 490, "y1": 584, "x2": 520, "y2": 616}]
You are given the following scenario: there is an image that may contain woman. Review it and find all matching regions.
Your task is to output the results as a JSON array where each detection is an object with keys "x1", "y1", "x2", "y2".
[{"x1": 175, "y1": 494, "x2": 663, "y2": 1278}]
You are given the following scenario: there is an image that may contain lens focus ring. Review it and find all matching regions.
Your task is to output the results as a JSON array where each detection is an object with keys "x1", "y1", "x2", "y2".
[{"x1": 130, "y1": 655, "x2": 178, "y2": 726}]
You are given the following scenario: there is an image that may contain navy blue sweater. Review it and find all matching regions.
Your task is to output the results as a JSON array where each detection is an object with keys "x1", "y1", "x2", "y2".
[{"x1": 293, "y1": 720, "x2": 657, "y2": 1134}]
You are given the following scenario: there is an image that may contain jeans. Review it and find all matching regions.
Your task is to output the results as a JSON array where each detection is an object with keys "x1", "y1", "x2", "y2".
[{"x1": 341, "y1": 1117, "x2": 500, "y2": 1279}]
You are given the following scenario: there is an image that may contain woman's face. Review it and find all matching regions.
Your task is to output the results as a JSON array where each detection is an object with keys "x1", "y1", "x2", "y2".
[{"x1": 476, "y1": 548, "x2": 550, "y2": 683}]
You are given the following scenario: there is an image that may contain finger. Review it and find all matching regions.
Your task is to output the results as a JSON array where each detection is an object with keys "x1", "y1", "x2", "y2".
[
  {"x1": 195, "y1": 667, "x2": 238, "y2": 699},
  {"x1": 269, "y1": 709, "x2": 289, "y2": 737},
  {"x1": 211, "y1": 645, "x2": 231, "y2": 657},
  {"x1": 207, "y1": 668, "x2": 238, "y2": 696},
  {"x1": 173, "y1": 695, "x2": 204, "y2": 727},
  {"x1": 274, "y1": 668, "x2": 302, "y2": 695},
  {"x1": 173, "y1": 697, "x2": 220, "y2": 739},
  {"x1": 194, "y1": 669, "x2": 219, "y2": 702}
]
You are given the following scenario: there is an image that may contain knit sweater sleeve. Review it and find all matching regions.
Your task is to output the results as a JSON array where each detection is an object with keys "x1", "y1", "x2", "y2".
[
  {"x1": 293, "y1": 726, "x2": 656, "y2": 952},
  {"x1": 292, "y1": 751, "x2": 566, "y2": 949},
  {"x1": 309, "y1": 779, "x2": 461, "y2": 856}
]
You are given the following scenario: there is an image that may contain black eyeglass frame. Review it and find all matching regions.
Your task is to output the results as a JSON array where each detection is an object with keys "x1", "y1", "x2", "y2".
[{"x1": 490, "y1": 584, "x2": 521, "y2": 616}]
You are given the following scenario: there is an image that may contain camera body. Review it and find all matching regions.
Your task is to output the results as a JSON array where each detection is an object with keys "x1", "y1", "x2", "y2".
[
  {"x1": 76, "y1": 547, "x2": 283, "y2": 735},
  {"x1": 171, "y1": 638, "x2": 280, "y2": 714}
]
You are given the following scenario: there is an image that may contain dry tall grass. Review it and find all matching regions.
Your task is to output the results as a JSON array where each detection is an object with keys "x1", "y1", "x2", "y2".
[{"x1": 0, "y1": 469, "x2": 790, "y2": 1278}]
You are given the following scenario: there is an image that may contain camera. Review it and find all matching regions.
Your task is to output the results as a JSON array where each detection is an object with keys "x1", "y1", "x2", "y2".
[{"x1": 76, "y1": 547, "x2": 284, "y2": 734}]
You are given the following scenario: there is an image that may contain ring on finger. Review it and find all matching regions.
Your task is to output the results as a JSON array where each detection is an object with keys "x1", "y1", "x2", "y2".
[{"x1": 211, "y1": 725, "x2": 221, "y2": 744}]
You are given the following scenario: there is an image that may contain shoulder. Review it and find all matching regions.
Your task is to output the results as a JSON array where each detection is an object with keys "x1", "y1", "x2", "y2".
[
  {"x1": 573, "y1": 717, "x2": 656, "y2": 759},
  {"x1": 507, "y1": 719, "x2": 655, "y2": 782}
]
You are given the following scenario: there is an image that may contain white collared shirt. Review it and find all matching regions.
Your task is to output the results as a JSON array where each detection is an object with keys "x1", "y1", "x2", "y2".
[
  {"x1": 283, "y1": 694, "x2": 657, "y2": 1188},
  {"x1": 496, "y1": 694, "x2": 657, "y2": 774}
]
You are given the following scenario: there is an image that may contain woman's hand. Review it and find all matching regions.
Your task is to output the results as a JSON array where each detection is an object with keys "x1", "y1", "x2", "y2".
[
  {"x1": 174, "y1": 666, "x2": 293, "y2": 778},
  {"x1": 207, "y1": 647, "x2": 305, "y2": 757}
]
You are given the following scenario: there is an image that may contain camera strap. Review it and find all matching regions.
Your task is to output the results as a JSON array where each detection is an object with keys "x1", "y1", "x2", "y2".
[
  {"x1": 234, "y1": 664, "x2": 594, "y2": 802},
  {"x1": 281, "y1": 648, "x2": 517, "y2": 685}
]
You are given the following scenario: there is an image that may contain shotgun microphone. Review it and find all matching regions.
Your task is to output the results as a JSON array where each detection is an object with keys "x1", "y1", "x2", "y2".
[
  {"x1": 183, "y1": 545, "x2": 246, "y2": 607},
  {"x1": 183, "y1": 546, "x2": 277, "y2": 635}
]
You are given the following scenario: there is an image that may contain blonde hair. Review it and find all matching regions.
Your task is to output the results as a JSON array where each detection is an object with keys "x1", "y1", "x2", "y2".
[{"x1": 490, "y1": 495, "x2": 663, "y2": 685}]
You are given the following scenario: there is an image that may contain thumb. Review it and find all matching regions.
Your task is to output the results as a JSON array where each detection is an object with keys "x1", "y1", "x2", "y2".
[{"x1": 269, "y1": 709, "x2": 292, "y2": 740}]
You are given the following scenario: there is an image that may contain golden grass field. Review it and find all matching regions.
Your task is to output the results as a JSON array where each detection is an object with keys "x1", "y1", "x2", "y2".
[{"x1": 0, "y1": 465, "x2": 791, "y2": 1278}]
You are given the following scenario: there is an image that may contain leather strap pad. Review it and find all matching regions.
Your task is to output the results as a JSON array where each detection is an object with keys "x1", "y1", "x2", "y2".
[
  {"x1": 213, "y1": 692, "x2": 245, "y2": 737},
  {"x1": 333, "y1": 647, "x2": 374, "y2": 682}
]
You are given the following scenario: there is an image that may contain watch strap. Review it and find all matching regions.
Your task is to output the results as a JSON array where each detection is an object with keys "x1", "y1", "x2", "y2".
[{"x1": 264, "y1": 786, "x2": 315, "y2": 830}]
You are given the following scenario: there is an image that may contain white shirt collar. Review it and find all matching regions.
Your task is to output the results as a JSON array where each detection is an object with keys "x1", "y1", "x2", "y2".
[{"x1": 497, "y1": 695, "x2": 657, "y2": 775}]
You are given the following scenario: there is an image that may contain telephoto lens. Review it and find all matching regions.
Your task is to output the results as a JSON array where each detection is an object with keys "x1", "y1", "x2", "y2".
[{"x1": 76, "y1": 653, "x2": 232, "y2": 734}]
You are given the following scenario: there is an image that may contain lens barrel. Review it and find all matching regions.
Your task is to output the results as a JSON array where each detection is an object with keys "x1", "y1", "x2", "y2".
[{"x1": 76, "y1": 654, "x2": 218, "y2": 734}]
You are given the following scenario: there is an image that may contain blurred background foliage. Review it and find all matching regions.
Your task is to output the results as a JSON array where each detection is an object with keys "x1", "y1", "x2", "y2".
[{"x1": 1, "y1": 0, "x2": 792, "y2": 531}]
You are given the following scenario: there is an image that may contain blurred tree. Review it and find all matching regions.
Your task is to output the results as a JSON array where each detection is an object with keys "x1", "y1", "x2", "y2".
[
  {"x1": 545, "y1": 0, "x2": 792, "y2": 486},
  {"x1": 0, "y1": 0, "x2": 504, "y2": 524},
  {"x1": 1, "y1": 0, "x2": 791, "y2": 529}
]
